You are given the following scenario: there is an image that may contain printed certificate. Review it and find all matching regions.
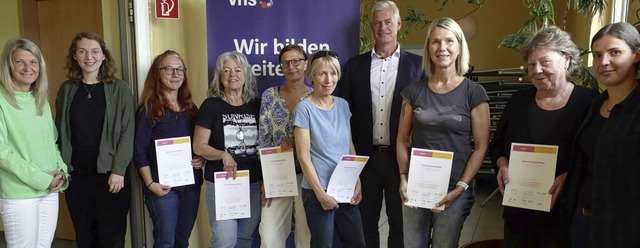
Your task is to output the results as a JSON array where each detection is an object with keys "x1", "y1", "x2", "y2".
[
  {"x1": 259, "y1": 147, "x2": 298, "y2": 198},
  {"x1": 214, "y1": 170, "x2": 251, "y2": 220},
  {"x1": 405, "y1": 148, "x2": 453, "y2": 210},
  {"x1": 327, "y1": 155, "x2": 369, "y2": 203},
  {"x1": 503, "y1": 143, "x2": 558, "y2": 212},
  {"x1": 155, "y1": 136, "x2": 195, "y2": 187}
]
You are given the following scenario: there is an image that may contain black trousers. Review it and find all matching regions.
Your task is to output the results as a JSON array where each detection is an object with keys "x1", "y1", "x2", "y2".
[
  {"x1": 359, "y1": 149, "x2": 404, "y2": 248},
  {"x1": 65, "y1": 172, "x2": 131, "y2": 248},
  {"x1": 503, "y1": 206, "x2": 569, "y2": 248}
]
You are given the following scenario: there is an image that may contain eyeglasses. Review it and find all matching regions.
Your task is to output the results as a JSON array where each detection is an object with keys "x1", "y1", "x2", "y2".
[
  {"x1": 160, "y1": 67, "x2": 187, "y2": 76},
  {"x1": 75, "y1": 48, "x2": 103, "y2": 58},
  {"x1": 280, "y1": 58, "x2": 306, "y2": 68},
  {"x1": 309, "y1": 50, "x2": 339, "y2": 65}
]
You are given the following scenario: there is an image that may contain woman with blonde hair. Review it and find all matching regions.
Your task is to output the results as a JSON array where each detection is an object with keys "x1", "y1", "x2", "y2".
[
  {"x1": 294, "y1": 50, "x2": 365, "y2": 247},
  {"x1": 0, "y1": 38, "x2": 68, "y2": 247},
  {"x1": 396, "y1": 17, "x2": 490, "y2": 248}
]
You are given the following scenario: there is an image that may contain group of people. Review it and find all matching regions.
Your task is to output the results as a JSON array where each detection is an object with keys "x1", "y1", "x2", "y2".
[
  {"x1": 1, "y1": 0, "x2": 640, "y2": 248},
  {"x1": 491, "y1": 21, "x2": 640, "y2": 247},
  {"x1": 1, "y1": 32, "x2": 134, "y2": 248}
]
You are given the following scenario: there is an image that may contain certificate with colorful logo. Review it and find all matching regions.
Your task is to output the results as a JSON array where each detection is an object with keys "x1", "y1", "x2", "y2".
[
  {"x1": 327, "y1": 155, "x2": 368, "y2": 203},
  {"x1": 405, "y1": 148, "x2": 453, "y2": 210},
  {"x1": 503, "y1": 143, "x2": 558, "y2": 212},
  {"x1": 155, "y1": 136, "x2": 194, "y2": 187},
  {"x1": 259, "y1": 147, "x2": 298, "y2": 198},
  {"x1": 214, "y1": 170, "x2": 251, "y2": 220}
]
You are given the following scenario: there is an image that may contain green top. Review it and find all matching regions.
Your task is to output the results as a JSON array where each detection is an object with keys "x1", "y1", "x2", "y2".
[
  {"x1": 55, "y1": 79, "x2": 135, "y2": 176},
  {"x1": 0, "y1": 90, "x2": 68, "y2": 199}
]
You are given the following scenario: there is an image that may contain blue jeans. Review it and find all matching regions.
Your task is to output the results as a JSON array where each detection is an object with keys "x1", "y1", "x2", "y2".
[
  {"x1": 302, "y1": 188, "x2": 365, "y2": 248},
  {"x1": 144, "y1": 185, "x2": 201, "y2": 248},
  {"x1": 403, "y1": 185, "x2": 475, "y2": 248},
  {"x1": 206, "y1": 180, "x2": 261, "y2": 248}
]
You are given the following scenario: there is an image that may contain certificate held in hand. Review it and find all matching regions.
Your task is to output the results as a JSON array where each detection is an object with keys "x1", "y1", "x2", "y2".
[
  {"x1": 327, "y1": 155, "x2": 368, "y2": 203},
  {"x1": 259, "y1": 147, "x2": 298, "y2": 198},
  {"x1": 154, "y1": 136, "x2": 195, "y2": 187},
  {"x1": 502, "y1": 143, "x2": 558, "y2": 212},
  {"x1": 214, "y1": 170, "x2": 251, "y2": 220},
  {"x1": 405, "y1": 148, "x2": 453, "y2": 210}
]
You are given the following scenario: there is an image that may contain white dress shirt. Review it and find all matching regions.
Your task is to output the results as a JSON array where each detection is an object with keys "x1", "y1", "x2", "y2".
[{"x1": 370, "y1": 44, "x2": 400, "y2": 146}]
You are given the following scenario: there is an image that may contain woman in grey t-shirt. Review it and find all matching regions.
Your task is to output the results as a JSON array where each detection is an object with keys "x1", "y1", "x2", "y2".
[{"x1": 396, "y1": 17, "x2": 490, "y2": 248}]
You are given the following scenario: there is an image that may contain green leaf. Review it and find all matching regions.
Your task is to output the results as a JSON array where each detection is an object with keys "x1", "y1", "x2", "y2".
[
  {"x1": 574, "y1": 0, "x2": 607, "y2": 17},
  {"x1": 575, "y1": 64, "x2": 601, "y2": 91}
]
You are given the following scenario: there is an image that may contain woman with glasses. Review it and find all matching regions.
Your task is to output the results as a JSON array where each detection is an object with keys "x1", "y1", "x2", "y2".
[
  {"x1": 396, "y1": 17, "x2": 490, "y2": 248},
  {"x1": 258, "y1": 44, "x2": 312, "y2": 247},
  {"x1": 134, "y1": 50, "x2": 204, "y2": 248},
  {"x1": 0, "y1": 38, "x2": 68, "y2": 247},
  {"x1": 55, "y1": 31, "x2": 135, "y2": 248},
  {"x1": 293, "y1": 50, "x2": 366, "y2": 247},
  {"x1": 194, "y1": 51, "x2": 262, "y2": 247}
]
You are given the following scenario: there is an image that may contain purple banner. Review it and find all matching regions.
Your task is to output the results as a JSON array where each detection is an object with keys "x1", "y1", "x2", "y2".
[{"x1": 206, "y1": 0, "x2": 360, "y2": 93}]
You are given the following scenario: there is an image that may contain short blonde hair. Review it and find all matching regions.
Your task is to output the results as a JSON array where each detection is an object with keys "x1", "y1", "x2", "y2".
[
  {"x1": 306, "y1": 50, "x2": 341, "y2": 81},
  {"x1": 423, "y1": 17, "x2": 470, "y2": 77}
]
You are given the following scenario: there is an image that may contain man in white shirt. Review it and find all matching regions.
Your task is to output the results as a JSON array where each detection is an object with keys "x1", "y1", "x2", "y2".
[{"x1": 337, "y1": 1, "x2": 425, "y2": 247}]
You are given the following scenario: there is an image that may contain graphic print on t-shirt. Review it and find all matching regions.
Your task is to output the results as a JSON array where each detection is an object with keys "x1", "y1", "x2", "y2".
[
  {"x1": 223, "y1": 113, "x2": 258, "y2": 157},
  {"x1": 414, "y1": 105, "x2": 463, "y2": 125}
]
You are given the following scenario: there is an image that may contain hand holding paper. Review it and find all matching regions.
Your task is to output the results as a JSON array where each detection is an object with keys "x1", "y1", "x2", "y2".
[
  {"x1": 350, "y1": 179, "x2": 362, "y2": 205},
  {"x1": 191, "y1": 155, "x2": 205, "y2": 170},
  {"x1": 405, "y1": 148, "x2": 453, "y2": 211},
  {"x1": 214, "y1": 170, "x2": 251, "y2": 220},
  {"x1": 221, "y1": 152, "x2": 238, "y2": 179},
  {"x1": 148, "y1": 182, "x2": 171, "y2": 197},
  {"x1": 497, "y1": 165, "x2": 509, "y2": 194},
  {"x1": 259, "y1": 147, "x2": 298, "y2": 198},
  {"x1": 502, "y1": 143, "x2": 558, "y2": 212},
  {"x1": 318, "y1": 191, "x2": 339, "y2": 210},
  {"x1": 434, "y1": 188, "x2": 464, "y2": 213},
  {"x1": 326, "y1": 155, "x2": 368, "y2": 203},
  {"x1": 155, "y1": 136, "x2": 195, "y2": 187},
  {"x1": 548, "y1": 172, "x2": 567, "y2": 209}
]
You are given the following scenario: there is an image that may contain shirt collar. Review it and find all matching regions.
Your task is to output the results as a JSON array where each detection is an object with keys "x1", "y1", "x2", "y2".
[
  {"x1": 618, "y1": 81, "x2": 640, "y2": 108},
  {"x1": 371, "y1": 43, "x2": 401, "y2": 59}
]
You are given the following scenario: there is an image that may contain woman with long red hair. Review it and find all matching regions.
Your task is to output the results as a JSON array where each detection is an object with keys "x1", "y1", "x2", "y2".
[{"x1": 134, "y1": 50, "x2": 204, "y2": 248}]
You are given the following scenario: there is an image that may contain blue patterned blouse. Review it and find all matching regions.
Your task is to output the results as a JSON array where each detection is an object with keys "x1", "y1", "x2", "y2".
[{"x1": 257, "y1": 86, "x2": 313, "y2": 149}]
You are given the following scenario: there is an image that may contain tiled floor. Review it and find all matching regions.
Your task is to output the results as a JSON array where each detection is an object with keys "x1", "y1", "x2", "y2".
[
  {"x1": 1, "y1": 174, "x2": 504, "y2": 248},
  {"x1": 377, "y1": 173, "x2": 504, "y2": 248}
]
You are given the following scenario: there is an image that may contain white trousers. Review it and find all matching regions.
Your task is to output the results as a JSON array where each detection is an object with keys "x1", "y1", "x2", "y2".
[
  {"x1": 259, "y1": 173, "x2": 311, "y2": 248},
  {"x1": 0, "y1": 193, "x2": 59, "y2": 248}
]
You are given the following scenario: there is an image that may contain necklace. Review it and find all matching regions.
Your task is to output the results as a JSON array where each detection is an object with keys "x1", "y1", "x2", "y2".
[{"x1": 82, "y1": 82, "x2": 98, "y2": 99}]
